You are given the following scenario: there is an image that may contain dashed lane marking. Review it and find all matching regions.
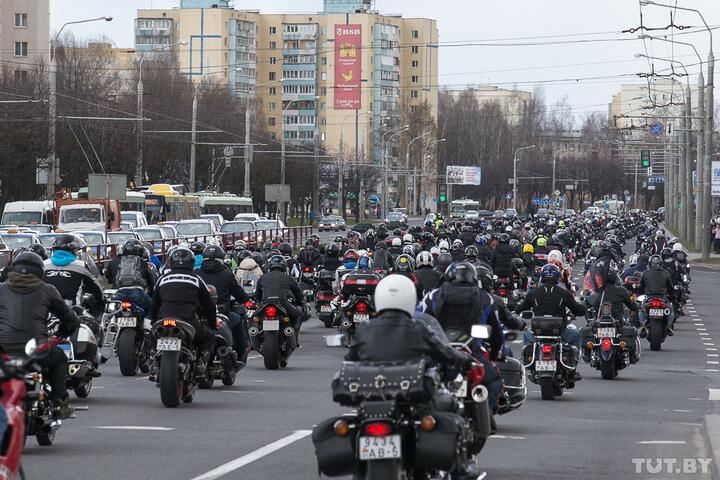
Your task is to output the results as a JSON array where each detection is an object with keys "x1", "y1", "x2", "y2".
[
  {"x1": 707, "y1": 361, "x2": 720, "y2": 365},
  {"x1": 96, "y1": 426, "x2": 175, "y2": 431},
  {"x1": 709, "y1": 389, "x2": 720, "y2": 400},
  {"x1": 637, "y1": 441, "x2": 686, "y2": 445},
  {"x1": 706, "y1": 369, "x2": 720, "y2": 373},
  {"x1": 490, "y1": 435, "x2": 526, "y2": 440}
]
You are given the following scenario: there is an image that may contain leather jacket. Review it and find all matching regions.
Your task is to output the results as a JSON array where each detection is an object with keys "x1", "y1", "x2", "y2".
[
  {"x1": 256, "y1": 269, "x2": 305, "y2": 306},
  {"x1": 150, "y1": 268, "x2": 216, "y2": 328},
  {"x1": 196, "y1": 259, "x2": 249, "y2": 308},
  {"x1": 639, "y1": 267, "x2": 674, "y2": 298}
]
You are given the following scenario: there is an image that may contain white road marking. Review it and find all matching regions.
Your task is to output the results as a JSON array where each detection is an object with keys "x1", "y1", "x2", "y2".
[
  {"x1": 709, "y1": 389, "x2": 720, "y2": 400},
  {"x1": 252, "y1": 380, "x2": 267, "y2": 383},
  {"x1": 707, "y1": 361, "x2": 720, "y2": 365},
  {"x1": 689, "y1": 397, "x2": 703, "y2": 400},
  {"x1": 707, "y1": 354, "x2": 719, "y2": 357},
  {"x1": 699, "y1": 333, "x2": 710, "y2": 336},
  {"x1": 96, "y1": 426, "x2": 175, "y2": 431},
  {"x1": 190, "y1": 430, "x2": 312, "y2": 480},
  {"x1": 248, "y1": 355, "x2": 261, "y2": 360},
  {"x1": 637, "y1": 441, "x2": 686, "y2": 445},
  {"x1": 706, "y1": 369, "x2": 720, "y2": 373},
  {"x1": 673, "y1": 410, "x2": 693, "y2": 413},
  {"x1": 706, "y1": 348, "x2": 718, "y2": 351},
  {"x1": 491, "y1": 435, "x2": 526, "y2": 440},
  {"x1": 698, "y1": 328, "x2": 708, "y2": 331}
]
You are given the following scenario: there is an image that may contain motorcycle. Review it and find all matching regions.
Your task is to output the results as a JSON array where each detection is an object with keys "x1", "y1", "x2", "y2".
[
  {"x1": 315, "y1": 269, "x2": 336, "y2": 329},
  {"x1": 299, "y1": 265, "x2": 316, "y2": 303},
  {"x1": 199, "y1": 313, "x2": 240, "y2": 388},
  {"x1": 639, "y1": 295, "x2": 671, "y2": 351},
  {"x1": 494, "y1": 331, "x2": 526, "y2": 415},
  {"x1": 581, "y1": 304, "x2": 638, "y2": 379},
  {"x1": 249, "y1": 300, "x2": 298, "y2": 370},
  {"x1": 339, "y1": 294, "x2": 376, "y2": 345},
  {"x1": 51, "y1": 308, "x2": 101, "y2": 399},
  {"x1": 106, "y1": 293, "x2": 153, "y2": 376},
  {"x1": 152, "y1": 318, "x2": 200, "y2": 407},
  {"x1": 522, "y1": 312, "x2": 579, "y2": 401}
]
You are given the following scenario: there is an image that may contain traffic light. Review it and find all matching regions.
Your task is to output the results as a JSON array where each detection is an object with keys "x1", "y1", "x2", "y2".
[
  {"x1": 438, "y1": 183, "x2": 447, "y2": 203},
  {"x1": 439, "y1": 194, "x2": 447, "y2": 203},
  {"x1": 640, "y1": 150, "x2": 651, "y2": 168}
]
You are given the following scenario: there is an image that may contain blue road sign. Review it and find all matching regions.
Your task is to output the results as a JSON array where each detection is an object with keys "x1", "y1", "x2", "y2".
[
  {"x1": 648, "y1": 122, "x2": 665, "y2": 137},
  {"x1": 532, "y1": 197, "x2": 551, "y2": 206}
]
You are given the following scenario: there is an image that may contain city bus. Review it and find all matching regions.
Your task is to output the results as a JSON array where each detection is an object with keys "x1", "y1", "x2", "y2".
[
  {"x1": 449, "y1": 199, "x2": 480, "y2": 219},
  {"x1": 144, "y1": 184, "x2": 200, "y2": 223},
  {"x1": 196, "y1": 192, "x2": 253, "y2": 220}
]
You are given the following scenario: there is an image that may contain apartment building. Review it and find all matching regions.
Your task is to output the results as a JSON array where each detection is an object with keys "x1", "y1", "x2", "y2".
[
  {"x1": 446, "y1": 86, "x2": 532, "y2": 126},
  {"x1": 134, "y1": 0, "x2": 439, "y2": 187},
  {"x1": 0, "y1": 0, "x2": 49, "y2": 82}
]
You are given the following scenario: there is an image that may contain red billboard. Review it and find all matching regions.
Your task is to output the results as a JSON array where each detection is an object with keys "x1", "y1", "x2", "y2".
[{"x1": 334, "y1": 24, "x2": 362, "y2": 110}]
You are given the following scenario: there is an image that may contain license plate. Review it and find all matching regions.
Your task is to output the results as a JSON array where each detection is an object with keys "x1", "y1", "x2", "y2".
[
  {"x1": 501, "y1": 297, "x2": 508, "y2": 304},
  {"x1": 455, "y1": 380, "x2": 467, "y2": 398},
  {"x1": 156, "y1": 337, "x2": 181, "y2": 351},
  {"x1": 264, "y1": 320, "x2": 280, "y2": 331},
  {"x1": 535, "y1": 360, "x2": 556, "y2": 372},
  {"x1": 358, "y1": 435, "x2": 402, "y2": 460},
  {"x1": 354, "y1": 314, "x2": 369, "y2": 323},
  {"x1": 320, "y1": 304, "x2": 332, "y2": 313},
  {"x1": 596, "y1": 327, "x2": 616, "y2": 338},
  {"x1": 116, "y1": 317, "x2": 137, "y2": 328},
  {"x1": 303, "y1": 272, "x2": 313, "y2": 278},
  {"x1": 649, "y1": 308, "x2": 665, "y2": 317},
  {"x1": 58, "y1": 343, "x2": 74, "y2": 360}
]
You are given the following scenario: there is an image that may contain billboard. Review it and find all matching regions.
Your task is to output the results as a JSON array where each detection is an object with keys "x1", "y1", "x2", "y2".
[
  {"x1": 334, "y1": 24, "x2": 362, "y2": 110},
  {"x1": 713, "y1": 161, "x2": 720, "y2": 197},
  {"x1": 446, "y1": 166, "x2": 481, "y2": 185}
]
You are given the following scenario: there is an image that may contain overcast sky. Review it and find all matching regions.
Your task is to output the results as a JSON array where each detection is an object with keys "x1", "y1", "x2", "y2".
[{"x1": 50, "y1": 0, "x2": 720, "y2": 116}]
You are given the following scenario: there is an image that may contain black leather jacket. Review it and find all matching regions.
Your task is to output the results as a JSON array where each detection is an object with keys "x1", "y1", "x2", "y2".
[
  {"x1": 492, "y1": 243, "x2": 520, "y2": 277},
  {"x1": 592, "y1": 284, "x2": 639, "y2": 320},
  {"x1": 150, "y1": 268, "x2": 216, "y2": 329},
  {"x1": 196, "y1": 259, "x2": 249, "y2": 308},
  {"x1": 256, "y1": 269, "x2": 305, "y2": 306},
  {"x1": 0, "y1": 273, "x2": 79, "y2": 350},
  {"x1": 515, "y1": 281, "x2": 586, "y2": 320},
  {"x1": 345, "y1": 310, "x2": 470, "y2": 369},
  {"x1": 415, "y1": 267, "x2": 442, "y2": 296},
  {"x1": 639, "y1": 267, "x2": 674, "y2": 298}
]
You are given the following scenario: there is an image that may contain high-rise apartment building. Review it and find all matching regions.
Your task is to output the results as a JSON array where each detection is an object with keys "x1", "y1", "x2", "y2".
[
  {"x1": 0, "y1": 0, "x2": 49, "y2": 82},
  {"x1": 135, "y1": 0, "x2": 438, "y2": 207}
]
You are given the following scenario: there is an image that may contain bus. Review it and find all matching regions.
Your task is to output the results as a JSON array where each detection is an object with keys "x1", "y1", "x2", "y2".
[
  {"x1": 144, "y1": 184, "x2": 200, "y2": 223},
  {"x1": 196, "y1": 192, "x2": 253, "y2": 220},
  {"x1": 449, "y1": 199, "x2": 480, "y2": 219}
]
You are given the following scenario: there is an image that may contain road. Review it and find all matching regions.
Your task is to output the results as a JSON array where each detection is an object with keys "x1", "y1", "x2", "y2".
[{"x1": 23, "y1": 247, "x2": 720, "y2": 480}]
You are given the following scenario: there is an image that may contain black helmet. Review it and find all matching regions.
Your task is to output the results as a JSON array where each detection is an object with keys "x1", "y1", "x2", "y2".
[
  {"x1": 436, "y1": 253, "x2": 453, "y2": 272},
  {"x1": 305, "y1": 238, "x2": 314, "y2": 247},
  {"x1": 52, "y1": 234, "x2": 84, "y2": 253},
  {"x1": 326, "y1": 242, "x2": 340, "y2": 258},
  {"x1": 637, "y1": 254, "x2": 649, "y2": 265},
  {"x1": 121, "y1": 239, "x2": 145, "y2": 257},
  {"x1": 12, "y1": 251, "x2": 44, "y2": 278},
  {"x1": 167, "y1": 247, "x2": 195, "y2": 270},
  {"x1": 498, "y1": 233, "x2": 510, "y2": 244},
  {"x1": 446, "y1": 262, "x2": 478, "y2": 284},
  {"x1": 250, "y1": 252, "x2": 264, "y2": 266},
  {"x1": 238, "y1": 250, "x2": 252, "y2": 261},
  {"x1": 28, "y1": 243, "x2": 48, "y2": 260},
  {"x1": 190, "y1": 241, "x2": 206, "y2": 255},
  {"x1": 648, "y1": 254, "x2": 663, "y2": 269},
  {"x1": 465, "y1": 245, "x2": 479, "y2": 259},
  {"x1": 267, "y1": 255, "x2": 287, "y2": 272},
  {"x1": 262, "y1": 241, "x2": 272, "y2": 251},
  {"x1": 234, "y1": 240, "x2": 247, "y2": 251},
  {"x1": 375, "y1": 241, "x2": 386, "y2": 251},
  {"x1": 203, "y1": 244, "x2": 226, "y2": 260},
  {"x1": 279, "y1": 242, "x2": 293, "y2": 256},
  {"x1": 476, "y1": 265, "x2": 494, "y2": 291},
  {"x1": 660, "y1": 247, "x2": 673, "y2": 260}
]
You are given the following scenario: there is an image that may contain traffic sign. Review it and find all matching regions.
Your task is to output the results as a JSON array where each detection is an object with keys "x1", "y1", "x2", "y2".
[
  {"x1": 623, "y1": 189, "x2": 630, "y2": 196},
  {"x1": 554, "y1": 190, "x2": 561, "y2": 196},
  {"x1": 223, "y1": 146, "x2": 234, "y2": 157},
  {"x1": 565, "y1": 184, "x2": 575, "y2": 190},
  {"x1": 648, "y1": 122, "x2": 665, "y2": 137},
  {"x1": 506, "y1": 193, "x2": 513, "y2": 200},
  {"x1": 532, "y1": 197, "x2": 552, "y2": 206}
]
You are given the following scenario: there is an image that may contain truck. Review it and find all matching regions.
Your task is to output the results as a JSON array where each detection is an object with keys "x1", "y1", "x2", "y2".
[
  {"x1": 1, "y1": 200, "x2": 54, "y2": 226},
  {"x1": 54, "y1": 198, "x2": 121, "y2": 232}
]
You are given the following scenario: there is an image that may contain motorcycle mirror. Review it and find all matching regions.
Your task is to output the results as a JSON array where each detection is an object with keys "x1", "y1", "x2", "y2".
[
  {"x1": 24, "y1": 338, "x2": 38, "y2": 356},
  {"x1": 324, "y1": 334, "x2": 345, "y2": 347},
  {"x1": 637, "y1": 295, "x2": 647, "y2": 303},
  {"x1": 519, "y1": 310, "x2": 534, "y2": 321},
  {"x1": 470, "y1": 324, "x2": 490, "y2": 340}
]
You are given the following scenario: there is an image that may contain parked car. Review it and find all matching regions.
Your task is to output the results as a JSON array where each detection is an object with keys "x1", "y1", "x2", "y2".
[
  {"x1": 175, "y1": 219, "x2": 220, "y2": 243},
  {"x1": 318, "y1": 215, "x2": 346, "y2": 232}
]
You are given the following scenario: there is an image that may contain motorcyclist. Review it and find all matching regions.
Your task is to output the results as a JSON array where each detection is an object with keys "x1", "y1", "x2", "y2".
[
  {"x1": 415, "y1": 251, "x2": 442, "y2": 295},
  {"x1": 255, "y1": 255, "x2": 308, "y2": 342},
  {"x1": 43, "y1": 234, "x2": 105, "y2": 318},
  {"x1": 320, "y1": 242, "x2": 343, "y2": 272},
  {"x1": 297, "y1": 238, "x2": 321, "y2": 268},
  {"x1": 464, "y1": 245, "x2": 490, "y2": 271},
  {"x1": 622, "y1": 254, "x2": 649, "y2": 279},
  {"x1": 0, "y1": 252, "x2": 79, "y2": 418},
  {"x1": 112, "y1": 239, "x2": 158, "y2": 314},
  {"x1": 344, "y1": 275, "x2": 479, "y2": 480},
  {"x1": 475, "y1": 235, "x2": 494, "y2": 265},
  {"x1": 190, "y1": 241, "x2": 206, "y2": 270},
  {"x1": 390, "y1": 254, "x2": 424, "y2": 300},
  {"x1": 638, "y1": 254, "x2": 676, "y2": 336},
  {"x1": 491, "y1": 233, "x2": 521, "y2": 278},
  {"x1": 515, "y1": 264, "x2": 586, "y2": 380},
  {"x1": 435, "y1": 253, "x2": 453, "y2": 276},
  {"x1": 583, "y1": 241, "x2": 615, "y2": 294},
  {"x1": 373, "y1": 241, "x2": 393, "y2": 272},
  {"x1": 196, "y1": 245, "x2": 250, "y2": 359}
]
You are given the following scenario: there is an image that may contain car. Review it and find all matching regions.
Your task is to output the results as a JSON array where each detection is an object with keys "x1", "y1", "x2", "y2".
[
  {"x1": 391, "y1": 208, "x2": 408, "y2": 222},
  {"x1": 133, "y1": 226, "x2": 171, "y2": 253},
  {"x1": 464, "y1": 210, "x2": 479, "y2": 220},
  {"x1": 536, "y1": 208, "x2": 549, "y2": 218},
  {"x1": 156, "y1": 224, "x2": 178, "y2": 240},
  {"x1": 505, "y1": 208, "x2": 518, "y2": 218},
  {"x1": 385, "y1": 212, "x2": 406, "y2": 224},
  {"x1": 72, "y1": 231, "x2": 108, "y2": 261},
  {"x1": 119, "y1": 221, "x2": 134, "y2": 231},
  {"x1": 24, "y1": 224, "x2": 53, "y2": 234},
  {"x1": 121, "y1": 211, "x2": 148, "y2": 229},
  {"x1": 492, "y1": 210, "x2": 506, "y2": 218},
  {"x1": 0, "y1": 232, "x2": 41, "y2": 251},
  {"x1": 220, "y1": 221, "x2": 260, "y2": 246},
  {"x1": 38, "y1": 233, "x2": 62, "y2": 249},
  {"x1": 253, "y1": 219, "x2": 288, "y2": 238},
  {"x1": 351, "y1": 223, "x2": 374, "y2": 234},
  {"x1": 478, "y1": 210, "x2": 493, "y2": 218},
  {"x1": 107, "y1": 231, "x2": 139, "y2": 245},
  {"x1": 201, "y1": 213, "x2": 224, "y2": 230},
  {"x1": 175, "y1": 219, "x2": 220, "y2": 243},
  {"x1": 234, "y1": 213, "x2": 260, "y2": 222},
  {"x1": 564, "y1": 209, "x2": 576, "y2": 216},
  {"x1": 318, "y1": 215, "x2": 346, "y2": 232}
]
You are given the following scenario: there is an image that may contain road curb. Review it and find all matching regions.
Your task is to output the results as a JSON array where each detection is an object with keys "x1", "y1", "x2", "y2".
[{"x1": 703, "y1": 414, "x2": 720, "y2": 480}]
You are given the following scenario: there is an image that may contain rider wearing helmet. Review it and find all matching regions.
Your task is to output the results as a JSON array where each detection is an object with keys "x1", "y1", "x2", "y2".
[
  {"x1": 638, "y1": 254, "x2": 676, "y2": 335},
  {"x1": 491, "y1": 233, "x2": 521, "y2": 278},
  {"x1": 112, "y1": 239, "x2": 159, "y2": 313},
  {"x1": 582, "y1": 241, "x2": 615, "y2": 294},
  {"x1": 151, "y1": 247, "x2": 217, "y2": 378},
  {"x1": 320, "y1": 243, "x2": 343, "y2": 272},
  {"x1": 255, "y1": 255, "x2": 308, "y2": 341},
  {"x1": 435, "y1": 253, "x2": 453, "y2": 276},
  {"x1": 389, "y1": 254, "x2": 423, "y2": 300},
  {"x1": 44, "y1": 234, "x2": 105, "y2": 317},
  {"x1": 415, "y1": 251, "x2": 441, "y2": 295},
  {"x1": 190, "y1": 241, "x2": 207, "y2": 270}
]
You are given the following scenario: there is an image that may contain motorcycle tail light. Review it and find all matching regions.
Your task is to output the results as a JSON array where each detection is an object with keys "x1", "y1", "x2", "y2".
[
  {"x1": 303, "y1": 267, "x2": 312, "y2": 272},
  {"x1": 541, "y1": 344, "x2": 552, "y2": 360},
  {"x1": 243, "y1": 301, "x2": 254, "y2": 309},
  {"x1": 162, "y1": 319, "x2": 176, "y2": 327},
  {"x1": 601, "y1": 338, "x2": 612, "y2": 352},
  {"x1": 265, "y1": 306, "x2": 277, "y2": 318},
  {"x1": 355, "y1": 302, "x2": 368, "y2": 314},
  {"x1": 466, "y1": 363, "x2": 485, "y2": 387},
  {"x1": 364, "y1": 422, "x2": 392, "y2": 437},
  {"x1": 498, "y1": 289, "x2": 507, "y2": 296},
  {"x1": 344, "y1": 278, "x2": 357, "y2": 285},
  {"x1": 648, "y1": 298, "x2": 665, "y2": 309},
  {"x1": 121, "y1": 302, "x2": 132, "y2": 309}
]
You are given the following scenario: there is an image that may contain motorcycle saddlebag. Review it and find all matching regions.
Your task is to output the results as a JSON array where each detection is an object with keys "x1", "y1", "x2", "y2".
[
  {"x1": 413, "y1": 411, "x2": 462, "y2": 471},
  {"x1": 496, "y1": 357, "x2": 524, "y2": 389},
  {"x1": 312, "y1": 416, "x2": 357, "y2": 477},
  {"x1": 580, "y1": 326, "x2": 593, "y2": 345},
  {"x1": 620, "y1": 325, "x2": 638, "y2": 348},
  {"x1": 531, "y1": 316, "x2": 564, "y2": 337},
  {"x1": 71, "y1": 324, "x2": 98, "y2": 362},
  {"x1": 332, "y1": 361, "x2": 427, "y2": 406}
]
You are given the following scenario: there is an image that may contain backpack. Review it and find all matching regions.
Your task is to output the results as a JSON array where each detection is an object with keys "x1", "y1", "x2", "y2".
[{"x1": 115, "y1": 255, "x2": 147, "y2": 289}]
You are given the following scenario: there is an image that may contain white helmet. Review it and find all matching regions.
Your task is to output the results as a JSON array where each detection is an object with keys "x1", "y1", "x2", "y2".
[
  {"x1": 505, "y1": 225, "x2": 513, "y2": 233},
  {"x1": 430, "y1": 246, "x2": 441, "y2": 258},
  {"x1": 374, "y1": 275, "x2": 417, "y2": 317},
  {"x1": 452, "y1": 238, "x2": 463, "y2": 247},
  {"x1": 672, "y1": 242, "x2": 684, "y2": 252},
  {"x1": 547, "y1": 249, "x2": 564, "y2": 264},
  {"x1": 402, "y1": 233, "x2": 413, "y2": 244},
  {"x1": 357, "y1": 249, "x2": 369, "y2": 258},
  {"x1": 391, "y1": 237, "x2": 402, "y2": 247},
  {"x1": 403, "y1": 245, "x2": 415, "y2": 256},
  {"x1": 438, "y1": 240, "x2": 449, "y2": 253},
  {"x1": 416, "y1": 251, "x2": 434, "y2": 268}
]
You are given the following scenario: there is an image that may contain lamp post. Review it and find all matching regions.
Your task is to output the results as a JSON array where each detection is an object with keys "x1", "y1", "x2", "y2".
[
  {"x1": 552, "y1": 147, "x2": 573, "y2": 201},
  {"x1": 47, "y1": 16, "x2": 113, "y2": 198},
  {"x1": 419, "y1": 138, "x2": 445, "y2": 215},
  {"x1": 512, "y1": 145, "x2": 535, "y2": 211},
  {"x1": 136, "y1": 40, "x2": 186, "y2": 186},
  {"x1": 382, "y1": 125, "x2": 409, "y2": 218},
  {"x1": 405, "y1": 132, "x2": 430, "y2": 211}
]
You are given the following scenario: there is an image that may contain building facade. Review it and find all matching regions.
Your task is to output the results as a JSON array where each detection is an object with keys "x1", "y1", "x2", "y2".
[
  {"x1": 0, "y1": 0, "x2": 49, "y2": 82},
  {"x1": 446, "y1": 86, "x2": 532, "y2": 126},
  {"x1": 135, "y1": 0, "x2": 439, "y2": 208}
]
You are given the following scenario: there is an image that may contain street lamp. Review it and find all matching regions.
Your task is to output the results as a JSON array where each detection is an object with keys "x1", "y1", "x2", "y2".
[
  {"x1": 419, "y1": 138, "x2": 445, "y2": 215},
  {"x1": 512, "y1": 145, "x2": 535, "y2": 211},
  {"x1": 47, "y1": 16, "x2": 113, "y2": 198},
  {"x1": 552, "y1": 147, "x2": 574, "y2": 196},
  {"x1": 405, "y1": 131, "x2": 431, "y2": 210},
  {"x1": 382, "y1": 125, "x2": 409, "y2": 218},
  {"x1": 136, "y1": 40, "x2": 186, "y2": 185}
]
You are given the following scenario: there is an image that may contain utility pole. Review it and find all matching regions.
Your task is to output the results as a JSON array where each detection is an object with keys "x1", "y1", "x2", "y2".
[
  {"x1": 685, "y1": 85, "x2": 694, "y2": 243},
  {"x1": 244, "y1": 101, "x2": 252, "y2": 198},
  {"x1": 359, "y1": 137, "x2": 365, "y2": 224},
  {"x1": 47, "y1": 48, "x2": 57, "y2": 198},
  {"x1": 696, "y1": 72, "x2": 705, "y2": 246},
  {"x1": 338, "y1": 132, "x2": 344, "y2": 217},
  {"x1": 512, "y1": 145, "x2": 535, "y2": 212},
  {"x1": 136, "y1": 71, "x2": 144, "y2": 186},
  {"x1": 634, "y1": 162, "x2": 638, "y2": 210},
  {"x1": 701, "y1": 51, "x2": 714, "y2": 260},
  {"x1": 190, "y1": 90, "x2": 198, "y2": 192},
  {"x1": 313, "y1": 126, "x2": 320, "y2": 223},
  {"x1": 678, "y1": 95, "x2": 688, "y2": 239}
]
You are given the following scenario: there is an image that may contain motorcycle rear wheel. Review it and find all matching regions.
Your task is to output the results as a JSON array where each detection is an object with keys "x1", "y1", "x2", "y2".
[
  {"x1": 117, "y1": 329, "x2": 138, "y2": 376},
  {"x1": 649, "y1": 319, "x2": 663, "y2": 351},
  {"x1": 159, "y1": 351, "x2": 182, "y2": 408},
  {"x1": 263, "y1": 332, "x2": 281, "y2": 370},
  {"x1": 221, "y1": 372, "x2": 236, "y2": 386},
  {"x1": 74, "y1": 378, "x2": 92, "y2": 398},
  {"x1": 600, "y1": 359, "x2": 617, "y2": 380},
  {"x1": 364, "y1": 459, "x2": 402, "y2": 480},
  {"x1": 36, "y1": 428, "x2": 55, "y2": 446},
  {"x1": 539, "y1": 377, "x2": 556, "y2": 400}
]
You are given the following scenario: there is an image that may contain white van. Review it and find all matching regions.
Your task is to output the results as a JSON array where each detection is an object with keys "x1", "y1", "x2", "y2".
[{"x1": 121, "y1": 211, "x2": 148, "y2": 228}]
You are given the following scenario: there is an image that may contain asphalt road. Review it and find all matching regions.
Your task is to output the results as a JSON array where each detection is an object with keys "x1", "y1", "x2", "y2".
[{"x1": 23, "y1": 244, "x2": 720, "y2": 480}]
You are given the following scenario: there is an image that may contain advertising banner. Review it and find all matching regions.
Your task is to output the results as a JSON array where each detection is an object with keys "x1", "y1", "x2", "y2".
[
  {"x1": 334, "y1": 24, "x2": 362, "y2": 110},
  {"x1": 446, "y1": 166, "x2": 482, "y2": 185},
  {"x1": 712, "y1": 161, "x2": 720, "y2": 197}
]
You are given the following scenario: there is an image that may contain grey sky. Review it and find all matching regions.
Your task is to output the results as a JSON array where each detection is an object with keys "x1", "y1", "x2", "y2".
[{"x1": 50, "y1": 0, "x2": 720, "y2": 117}]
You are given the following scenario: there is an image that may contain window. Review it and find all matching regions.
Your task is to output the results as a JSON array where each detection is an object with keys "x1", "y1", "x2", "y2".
[
  {"x1": 269, "y1": 87, "x2": 276, "y2": 95},
  {"x1": 411, "y1": 45, "x2": 419, "y2": 54},
  {"x1": 14, "y1": 42, "x2": 27, "y2": 57},
  {"x1": 269, "y1": 72, "x2": 276, "y2": 81},
  {"x1": 321, "y1": 87, "x2": 327, "y2": 96},
  {"x1": 271, "y1": 132, "x2": 277, "y2": 140},
  {"x1": 411, "y1": 75, "x2": 418, "y2": 83},
  {"x1": 412, "y1": 30, "x2": 419, "y2": 39},
  {"x1": 270, "y1": 26, "x2": 276, "y2": 34},
  {"x1": 411, "y1": 60, "x2": 419, "y2": 68},
  {"x1": 321, "y1": 71, "x2": 327, "y2": 80},
  {"x1": 411, "y1": 90, "x2": 418, "y2": 99},
  {"x1": 14, "y1": 70, "x2": 27, "y2": 84},
  {"x1": 269, "y1": 41, "x2": 277, "y2": 50},
  {"x1": 268, "y1": 117, "x2": 276, "y2": 126},
  {"x1": 14, "y1": 13, "x2": 27, "y2": 27},
  {"x1": 321, "y1": 56, "x2": 327, "y2": 65},
  {"x1": 269, "y1": 102, "x2": 276, "y2": 111},
  {"x1": 269, "y1": 56, "x2": 276, "y2": 65},
  {"x1": 410, "y1": 105, "x2": 417, "y2": 113}
]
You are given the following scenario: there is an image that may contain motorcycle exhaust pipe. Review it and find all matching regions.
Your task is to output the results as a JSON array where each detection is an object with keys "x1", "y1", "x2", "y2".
[
  {"x1": 248, "y1": 326, "x2": 259, "y2": 337},
  {"x1": 471, "y1": 385, "x2": 492, "y2": 440},
  {"x1": 216, "y1": 345, "x2": 237, "y2": 371},
  {"x1": 496, "y1": 392, "x2": 510, "y2": 411},
  {"x1": 340, "y1": 320, "x2": 352, "y2": 330},
  {"x1": 283, "y1": 327, "x2": 298, "y2": 350},
  {"x1": 471, "y1": 384, "x2": 488, "y2": 404}
]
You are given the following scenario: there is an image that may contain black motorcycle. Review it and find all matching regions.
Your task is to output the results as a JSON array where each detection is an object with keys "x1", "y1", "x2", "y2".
[
  {"x1": 152, "y1": 318, "x2": 200, "y2": 407},
  {"x1": 315, "y1": 269, "x2": 336, "y2": 329},
  {"x1": 339, "y1": 294, "x2": 376, "y2": 345},
  {"x1": 248, "y1": 300, "x2": 298, "y2": 370},
  {"x1": 640, "y1": 295, "x2": 672, "y2": 351},
  {"x1": 582, "y1": 305, "x2": 638, "y2": 379},
  {"x1": 108, "y1": 296, "x2": 153, "y2": 377},
  {"x1": 199, "y1": 313, "x2": 240, "y2": 388}
]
